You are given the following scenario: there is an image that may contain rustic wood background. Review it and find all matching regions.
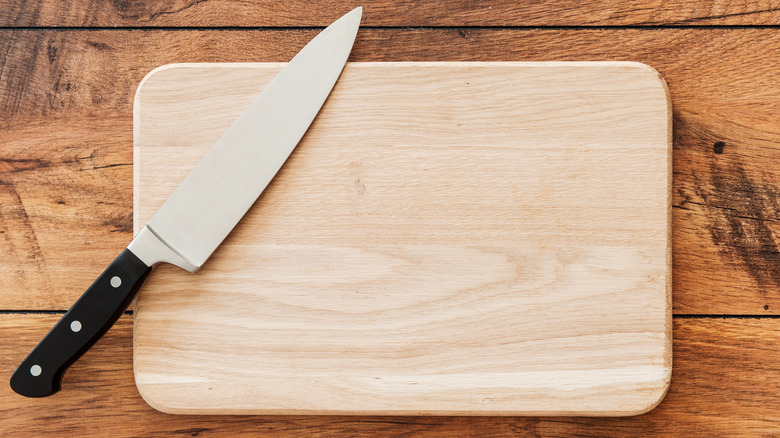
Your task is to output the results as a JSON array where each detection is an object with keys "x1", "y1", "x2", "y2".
[{"x1": 0, "y1": 1, "x2": 778, "y2": 436}]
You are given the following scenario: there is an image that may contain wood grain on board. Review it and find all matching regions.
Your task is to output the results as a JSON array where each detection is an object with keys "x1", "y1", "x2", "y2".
[
  {"x1": 1, "y1": 29, "x2": 778, "y2": 314},
  {"x1": 132, "y1": 62, "x2": 670, "y2": 415},
  {"x1": 2, "y1": 315, "x2": 778, "y2": 435},
  {"x1": 1, "y1": 0, "x2": 779, "y2": 27}
]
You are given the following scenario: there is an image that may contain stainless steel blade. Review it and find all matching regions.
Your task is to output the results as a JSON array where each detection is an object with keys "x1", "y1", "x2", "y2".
[{"x1": 130, "y1": 8, "x2": 361, "y2": 271}]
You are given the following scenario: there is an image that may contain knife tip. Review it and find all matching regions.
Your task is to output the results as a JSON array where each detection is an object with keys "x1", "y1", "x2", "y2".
[
  {"x1": 334, "y1": 7, "x2": 361, "y2": 36},
  {"x1": 349, "y1": 6, "x2": 363, "y2": 20}
]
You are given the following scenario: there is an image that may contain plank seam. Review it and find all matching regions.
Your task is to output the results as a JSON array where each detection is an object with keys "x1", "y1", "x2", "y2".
[{"x1": 2, "y1": 25, "x2": 780, "y2": 31}]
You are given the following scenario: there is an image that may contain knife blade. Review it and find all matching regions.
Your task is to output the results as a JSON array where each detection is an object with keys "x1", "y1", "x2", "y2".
[{"x1": 10, "y1": 7, "x2": 362, "y2": 398}]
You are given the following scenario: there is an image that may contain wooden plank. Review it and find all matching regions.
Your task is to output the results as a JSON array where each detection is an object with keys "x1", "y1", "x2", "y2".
[
  {"x1": 1, "y1": 315, "x2": 778, "y2": 434},
  {"x1": 0, "y1": 29, "x2": 778, "y2": 314},
  {"x1": 133, "y1": 62, "x2": 671, "y2": 415},
  {"x1": 1, "y1": 0, "x2": 779, "y2": 27}
]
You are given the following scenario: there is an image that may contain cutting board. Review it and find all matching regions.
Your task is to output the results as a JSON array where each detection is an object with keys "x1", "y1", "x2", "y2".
[{"x1": 132, "y1": 62, "x2": 671, "y2": 416}]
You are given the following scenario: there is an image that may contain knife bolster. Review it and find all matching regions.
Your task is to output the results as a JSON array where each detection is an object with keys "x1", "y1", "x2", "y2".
[{"x1": 128, "y1": 226, "x2": 199, "y2": 272}]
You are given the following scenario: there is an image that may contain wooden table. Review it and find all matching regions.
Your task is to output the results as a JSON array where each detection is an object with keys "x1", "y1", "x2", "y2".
[{"x1": 1, "y1": 1, "x2": 778, "y2": 435}]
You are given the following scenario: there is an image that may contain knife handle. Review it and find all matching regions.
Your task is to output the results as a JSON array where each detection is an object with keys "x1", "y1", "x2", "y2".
[{"x1": 10, "y1": 249, "x2": 152, "y2": 398}]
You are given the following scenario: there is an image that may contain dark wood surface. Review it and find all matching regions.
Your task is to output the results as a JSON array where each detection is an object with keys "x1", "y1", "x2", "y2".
[
  {"x1": 2, "y1": 0, "x2": 780, "y2": 26},
  {"x1": 1, "y1": 1, "x2": 779, "y2": 435}
]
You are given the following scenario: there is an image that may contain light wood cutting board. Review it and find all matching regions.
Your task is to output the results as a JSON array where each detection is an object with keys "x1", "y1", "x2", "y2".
[{"x1": 132, "y1": 62, "x2": 671, "y2": 416}]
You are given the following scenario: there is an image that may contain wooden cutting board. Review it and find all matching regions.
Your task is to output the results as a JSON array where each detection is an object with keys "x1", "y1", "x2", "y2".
[{"x1": 132, "y1": 62, "x2": 671, "y2": 416}]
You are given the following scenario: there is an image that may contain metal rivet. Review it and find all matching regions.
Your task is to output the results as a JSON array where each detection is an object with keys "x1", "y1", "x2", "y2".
[
  {"x1": 70, "y1": 320, "x2": 82, "y2": 332},
  {"x1": 30, "y1": 365, "x2": 42, "y2": 377},
  {"x1": 110, "y1": 276, "x2": 122, "y2": 288}
]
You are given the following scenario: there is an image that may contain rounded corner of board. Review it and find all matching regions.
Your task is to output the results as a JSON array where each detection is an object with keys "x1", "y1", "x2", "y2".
[
  {"x1": 611, "y1": 364, "x2": 673, "y2": 417},
  {"x1": 135, "y1": 64, "x2": 186, "y2": 98},
  {"x1": 133, "y1": 379, "x2": 183, "y2": 415},
  {"x1": 619, "y1": 62, "x2": 671, "y2": 104},
  {"x1": 135, "y1": 63, "x2": 219, "y2": 104},
  {"x1": 132, "y1": 342, "x2": 179, "y2": 414},
  {"x1": 626, "y1": 379, "x2": 672, "y2": 417}
]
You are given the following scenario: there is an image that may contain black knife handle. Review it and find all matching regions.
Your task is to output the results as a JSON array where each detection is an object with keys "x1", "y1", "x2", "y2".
[{"x1": 10, "y1": 249, "x2": 152, "y2": 398}]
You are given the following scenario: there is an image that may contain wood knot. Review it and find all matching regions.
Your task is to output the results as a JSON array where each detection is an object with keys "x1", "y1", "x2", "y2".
[{"x1": 354, "y1": 178, "x2": 367, "y2": 195}]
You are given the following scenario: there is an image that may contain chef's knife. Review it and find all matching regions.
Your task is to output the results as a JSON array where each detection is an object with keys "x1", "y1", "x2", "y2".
[{"x1": 10, "y1": 7, "x2": 362, "y2": 398}]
